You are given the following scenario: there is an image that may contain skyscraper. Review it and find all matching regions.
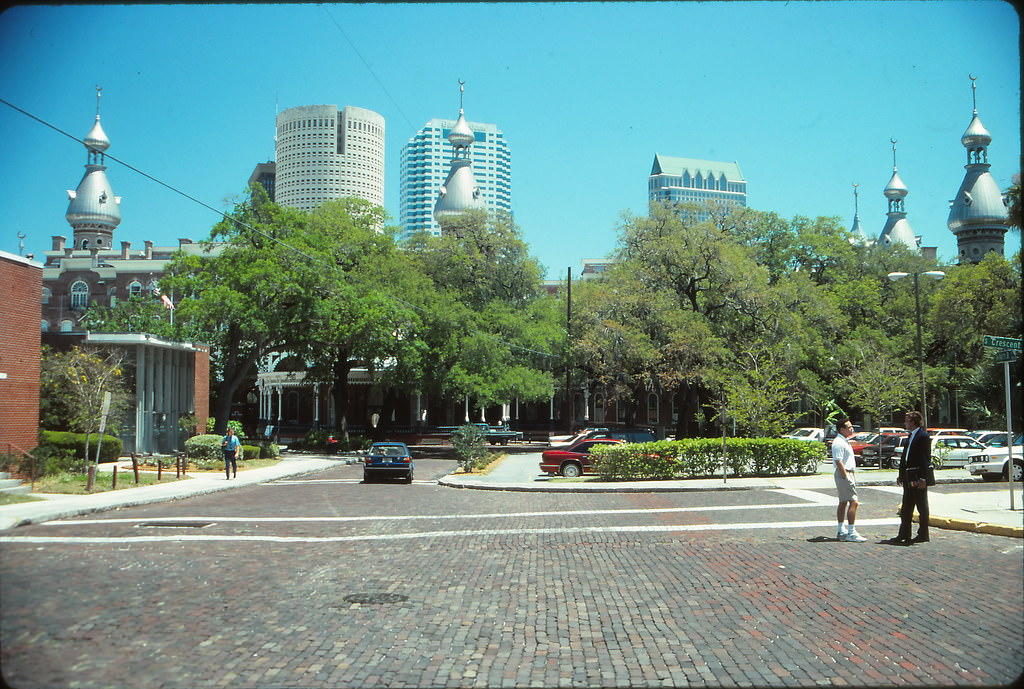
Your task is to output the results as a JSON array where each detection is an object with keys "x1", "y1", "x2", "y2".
[
  {"x1": 401, "y1": 84, "x2": 511, "y2": 238},
  {"x1": 947, "y1": 76, "x2": 1009, "y2": 263},
  {"x1": 274, "y1": 104, "x2": 385, "y2": 212},
  {"x1": 648, "y1": 154, "x2": 746, "y2": 210}
]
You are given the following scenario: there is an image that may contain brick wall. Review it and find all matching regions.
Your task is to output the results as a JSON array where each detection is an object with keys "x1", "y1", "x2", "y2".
[
  {"x1": 0, "y1": 252, "x2": 42, "y2": 457},
  {"x1": 193, "y1": 345, "x2": 210, "y2": 433}
]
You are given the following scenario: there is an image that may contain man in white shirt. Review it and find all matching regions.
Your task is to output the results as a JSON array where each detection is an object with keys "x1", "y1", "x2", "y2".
[{"x1": 832, "y1": 418, "x2": 866, "y2": 542}]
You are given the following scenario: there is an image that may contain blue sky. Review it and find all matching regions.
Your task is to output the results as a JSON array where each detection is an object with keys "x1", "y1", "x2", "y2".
[{"x1": 1, "y1": 2, "x2": 1019, "y2": 279}]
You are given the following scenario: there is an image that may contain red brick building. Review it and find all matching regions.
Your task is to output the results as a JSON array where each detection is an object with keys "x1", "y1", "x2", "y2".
[{"x1": 0, "y1": 250, "x2": 42, "y2": 457}]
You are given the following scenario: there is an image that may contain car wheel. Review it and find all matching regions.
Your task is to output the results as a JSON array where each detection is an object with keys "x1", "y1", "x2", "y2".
[
  {"x1": 1006, "y1": 460, "x2": 1024, "y2": 483},
  {"x1": 561, "y1": 462, "x2": 582, "y2": 479},
  {"x1": 885, "y1": 457, "x2": 900, "y2": 470}
]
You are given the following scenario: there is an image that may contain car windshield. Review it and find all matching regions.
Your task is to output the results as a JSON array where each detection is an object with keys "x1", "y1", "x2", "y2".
[{"x1": 790, "y1": 429, "x2": 813, "y2": 438}]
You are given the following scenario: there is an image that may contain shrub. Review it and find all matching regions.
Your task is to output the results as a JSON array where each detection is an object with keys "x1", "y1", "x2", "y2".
[
  {"x1": 451, "y1": 424, "x2": 489, "y2": 471},
  {"x1": 256, "y1": 441, "x2": 280, "y2": 459},
  {"x1": 185, "y1": 434, "x2": 224, "y2": 462},
  {"x1": 38, "y1": 430, "x2": 123, "y2": 465},
  {"x1": 592, "y1": 438, "x2": 822, "y2": 480},
  {"x1": 240, "y1": 445, "x2": 261, "y2": 460}
]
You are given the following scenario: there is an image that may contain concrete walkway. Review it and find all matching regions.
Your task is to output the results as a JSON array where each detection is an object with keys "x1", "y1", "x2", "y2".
[{"x1": 1, "y1": 453, "x2": 1021, "y2": 538}]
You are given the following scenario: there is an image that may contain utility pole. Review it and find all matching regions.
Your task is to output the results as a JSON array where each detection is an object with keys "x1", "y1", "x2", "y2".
[{"x1": 565, "y1": 267, "x2": 573, "y2": 434}]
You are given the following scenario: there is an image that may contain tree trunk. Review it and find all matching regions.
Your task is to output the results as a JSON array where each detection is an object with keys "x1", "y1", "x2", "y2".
[{"x1": 331, "y1": 351, "x2": 353, "y2": 443}]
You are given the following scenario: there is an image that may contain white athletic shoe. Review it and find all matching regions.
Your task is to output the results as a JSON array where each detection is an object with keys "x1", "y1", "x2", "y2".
[
  {"x1": 836, "y1": 529, "x2": 846, "y2": 541},
  {"x1": 845, "y1": 531, "x2": 867, "y2": 542}
]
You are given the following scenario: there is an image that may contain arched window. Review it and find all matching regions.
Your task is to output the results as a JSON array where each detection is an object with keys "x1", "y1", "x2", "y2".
[
  {"x1": 70, "y1": 280, "x2": 89, "y2": 309},
  {"x1": 647, "y1": 393, "x2": 660, "y2": 425},
  {"x1": 41, "y1": 319, "x2": 49, "y2": 332},
  {"x1": 42, "y1": 287, "x2": 51, "y2": 305},
  {"x1": 129, "y1": 281, "x2": 143, "y2": 297},
  {"x1": 60, "y1": 319, "x2": 74, "y2": 332}
]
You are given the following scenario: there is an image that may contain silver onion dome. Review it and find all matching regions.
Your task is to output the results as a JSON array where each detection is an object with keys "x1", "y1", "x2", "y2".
[
  {"x1": 83, "y1": 116, "x2": 111, "y2": 152},
  {"x1": 961, "y1": 113, "x2": 992, "y2": 149},
  {"x1": 884, "y1": 170, "x2": 908, "y2": 199}
]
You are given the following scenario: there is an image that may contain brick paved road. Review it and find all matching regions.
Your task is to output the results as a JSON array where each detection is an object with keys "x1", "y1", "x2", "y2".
[{"x1": 2, "y1": 459, "x2": 1021, "y2": 688}]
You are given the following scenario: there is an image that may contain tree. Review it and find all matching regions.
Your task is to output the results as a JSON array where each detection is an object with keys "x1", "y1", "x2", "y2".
[
  {"x1": 406, "y1": 210, "x2": 559, "y2": 418},
  {"x1": 842, "y1": 340, "x2": 916, "y2": 430},
  {"x1": 78, "y1": 294, "x2": 176, "y2": 337},
  {"x1": 41, "y1": 346, "x2": 131, "y2": 471},
  {"x1": 285, "y1": 198, "x2": 428, "y2": 440},
  {"x1": 161, "y1": 185, "x2": 314, "y2": 434}
]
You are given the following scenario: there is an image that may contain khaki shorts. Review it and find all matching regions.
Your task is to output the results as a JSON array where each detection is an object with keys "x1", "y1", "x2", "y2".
[{"x1": 835, "y1": 473, "x2": 858, "y2": 503}]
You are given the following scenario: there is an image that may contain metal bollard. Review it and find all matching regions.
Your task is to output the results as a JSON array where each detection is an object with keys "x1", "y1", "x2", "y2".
[{"x1": 112, "y1": 465, "x2": 118, "y2": 490}]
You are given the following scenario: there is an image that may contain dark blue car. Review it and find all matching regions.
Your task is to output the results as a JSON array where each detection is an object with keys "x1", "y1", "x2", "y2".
[{"x1": 364, "y1": 442, "x2": 414, "y2": 483}]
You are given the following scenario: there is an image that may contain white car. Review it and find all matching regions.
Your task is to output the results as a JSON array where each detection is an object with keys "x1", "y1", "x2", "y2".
[
  {"x1": 972, "y1": 431, "x2": 1017, "y2": 448},
  {"x1": 930, "y1": 435, "x2": 988, "y2": 468},
  {"x1": 784, "y1": 428, "x2": 824, "y2": 442},
  {"x1": 965, "y1": 436, "x2": 1023, "y2": 482}
]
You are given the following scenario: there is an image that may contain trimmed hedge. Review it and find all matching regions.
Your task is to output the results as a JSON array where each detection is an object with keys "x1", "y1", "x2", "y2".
[
  {"x1": 591, "y1": 438, "x2": 823, "y2": 481},
  {"x1": 38, "y1": 430, "x2": 123, "y2": 464},
  {"x1": 184, "y1": 434, "x2": 224, "y2": 462}
]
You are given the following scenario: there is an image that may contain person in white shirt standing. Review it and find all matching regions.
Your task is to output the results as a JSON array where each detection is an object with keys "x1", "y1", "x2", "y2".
[{"x1": 832, "y1": 417, "x2": 866, "y2": 542}]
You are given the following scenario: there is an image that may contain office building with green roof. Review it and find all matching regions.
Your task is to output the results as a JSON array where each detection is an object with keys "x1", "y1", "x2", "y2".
[{"x1": 648, "y1": 154, "x2": 746, "y2": 210}]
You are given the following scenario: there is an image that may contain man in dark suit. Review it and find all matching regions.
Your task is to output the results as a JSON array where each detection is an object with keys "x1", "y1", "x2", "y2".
[{"x1": 889, "y1": 410, "x2": 931, "y2": 544}]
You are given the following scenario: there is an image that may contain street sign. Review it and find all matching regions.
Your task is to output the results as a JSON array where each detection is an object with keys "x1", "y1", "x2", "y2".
[
  {"x1": 983, "y1": 335, "x2": 1022, "y2": 351},
  {"x1": 995, "y1": 349, "x2": 1018, "y2": 363}
]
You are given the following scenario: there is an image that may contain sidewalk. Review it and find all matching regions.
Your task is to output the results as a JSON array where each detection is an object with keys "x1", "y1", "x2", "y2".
[
  {"x1": 0, "y1": 454, "x2": 350, "y2": 531},
  {"x1": 1, "y1": 455, "x2": 1020, "y2": 538}
]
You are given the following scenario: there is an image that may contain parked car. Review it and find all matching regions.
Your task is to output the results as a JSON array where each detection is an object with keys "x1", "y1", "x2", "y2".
[
  {"x1": 578, "y1": 427, "x2": 656, "y2": 444},
  {"x1": 876, "y1": 427, "x2": 904, "y2": 435},
  {"x1": 784, "y1": 428, "x2": 825, "y2": 442},
  {"x1": 540, "y1": 438, "x2": 624, "y2": 478},
  {"x1": 860, "y1": 433, "x2": 908, "y2": 469},
  {"x1": 847, "y1": 432, "x2": 880, "y2": 461},
  {"x1": 965, "y1": 435, "x2": 1023, "y2": 482},
  {"x1": 930, "y1": 435, "x2": 988, "y2": 468},
  {"x1": 363, "y1": 442, "x2": 414, "y2": 483},
  {"x1": 972, "y1": 431, "x2": 1017, "y2": 448},
  {"x1": 929, "y1": 428, "x2": 970, "y2": 438}
]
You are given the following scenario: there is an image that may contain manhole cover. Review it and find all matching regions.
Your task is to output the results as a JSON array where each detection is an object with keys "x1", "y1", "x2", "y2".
[
  {"x1": 343, "y1": 593, "x2": 408, "y2": 605},
  {"x1": 136, "y1": 521, "x2": 215, "y2": 529}
]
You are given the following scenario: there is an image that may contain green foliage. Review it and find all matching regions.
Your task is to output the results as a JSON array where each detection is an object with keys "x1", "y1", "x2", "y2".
[
  {"x1": 591, "y1": 438, "x2": 822, "y2": 480},
  {"x1": 451, "y1": 424, "x2": 490, "y2": 471},
  {"x1": 240, "y1": 445, "x2": 261, "y2": 460},
  {"x1": 78, "y1": 294, "x2": 176, "y2": 337},
  {"x1": 256, "y1": 441, "x2": 281, "y2": 459},
  {"x1": 37, "y1": 430, "x2": 123, "y2": 466},
  {"x1": 184, "y1": 434, "x2": 224, "y2": 462},
  {"x1": 205, "y1": 418, "x2": 245, "y2": 441},
  {"x1": 39, "y1": 346, "x2": 131, "y2": 438}
]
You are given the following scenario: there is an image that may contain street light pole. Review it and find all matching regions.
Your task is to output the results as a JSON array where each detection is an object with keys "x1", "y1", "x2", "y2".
[{"x1": 888, "y1": 270, "x2": 945, "y2": 428}]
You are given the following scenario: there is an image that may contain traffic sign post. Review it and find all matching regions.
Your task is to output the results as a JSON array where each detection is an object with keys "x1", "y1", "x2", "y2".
[{"x1": 989, "y1": 349, "x2": 1020, "y2": 510}]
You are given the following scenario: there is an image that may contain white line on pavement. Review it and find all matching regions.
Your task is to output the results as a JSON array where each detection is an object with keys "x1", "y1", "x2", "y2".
[
  {"x1": 0, "y1": 518, "x2": 902, "y2": 544},
  {"x1": 37, "y1": 500, "x2": 839, "y2": 526}
]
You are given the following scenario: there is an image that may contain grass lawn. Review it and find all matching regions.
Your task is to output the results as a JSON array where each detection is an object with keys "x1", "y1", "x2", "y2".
[
  {"x1": 0, "y1": 492, "x2": 45, "y2": 505},
  {"x1": 31, "y1": 471, "x2": 191, "y2": 495}
]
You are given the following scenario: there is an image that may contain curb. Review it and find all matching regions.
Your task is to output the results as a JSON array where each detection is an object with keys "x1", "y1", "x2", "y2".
[{"x1": 917, "y1": 515, "x2": 1023, "y2": 538}]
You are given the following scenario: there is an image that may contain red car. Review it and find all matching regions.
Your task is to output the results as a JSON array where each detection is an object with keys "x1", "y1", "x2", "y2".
[{"x1": 540, "y1": 439, "x2": 623, "y2": 478}]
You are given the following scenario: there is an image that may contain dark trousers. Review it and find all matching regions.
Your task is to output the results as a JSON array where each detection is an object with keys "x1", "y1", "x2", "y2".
[
  {"x1": 898, "y1": 483, "x2": 929, "y2": 539},
  {"x1": 223, "y1": 450, "x2": 237, "y2": 477}
]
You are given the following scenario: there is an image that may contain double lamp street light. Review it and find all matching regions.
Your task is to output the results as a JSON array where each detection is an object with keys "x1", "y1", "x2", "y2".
[{"x1": 887, "y1": 270, "x2": 946, "y2": 427}]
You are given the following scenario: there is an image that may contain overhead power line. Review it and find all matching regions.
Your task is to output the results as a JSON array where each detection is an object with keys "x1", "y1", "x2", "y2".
[{"x1": 1, "y1": 96, "x2": 555, "y2": 360}]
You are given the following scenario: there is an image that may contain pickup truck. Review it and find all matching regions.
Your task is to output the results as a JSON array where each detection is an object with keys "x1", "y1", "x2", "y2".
[{"x1": 441, "y1": 423, "x2": 523, "y2": 445}]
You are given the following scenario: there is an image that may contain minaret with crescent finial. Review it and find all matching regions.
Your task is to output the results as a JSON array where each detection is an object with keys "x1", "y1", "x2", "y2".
[
  {"x1": 947, "y1": 75, "x2": 1009, "y2": 263},
  {"x1": 849, "y1": 183, "x2": 870, "y2": 245},
  {"x1": 66, "y1": 86, "x2": 122, "y2": 251},
  {"x1": 877, "y1": 139, "x2": 919, "y2": 250},
  {"x1": 433, "y1": 80, "x2": 486, "y2": 229}
]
